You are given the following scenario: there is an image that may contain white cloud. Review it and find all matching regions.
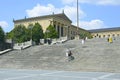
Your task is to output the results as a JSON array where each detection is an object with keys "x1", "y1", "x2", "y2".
[
  {"x1": 97, "y1": 0, "x2": 120, "y2": 5},
  {"x1": 26, "y1": 3, "x2": 86, "y2": 21},
  {"x1": 26, "y1": 4, "x2": 56, "y2": 17},
  {"x1": 64, "y1": 5, "x2": 86, "y2": 21},
  {"x1": 0, "y1": 21, "x2": 8, "y2": 29},
  {"x1": 78, "y1": 19, "x2": 107, "y2": 30},
  {"x1": 26, "y1": 3, "x2": 108, "y2": 30},
  {"x1": 62, "y1": 0, "x2": 120, "y2": 6}
]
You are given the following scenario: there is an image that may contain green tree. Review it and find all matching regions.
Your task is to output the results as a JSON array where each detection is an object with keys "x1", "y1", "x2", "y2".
[
  {"x1": 79, "y1": 32, "x2": 92, "y2": 39},
  {"x1": 32, "y1": 23, "x2": 44, "y2": 44},
  {"x1": 6, "y1": 30, "x2": 14, "y2": 39},
  {"x1": 0, "y1": 26, "x2": 5, "y2": 43},
  {"x1": 27, "y1": 23, "x2": 34, "y2": 41},
  {"x1": 44, "y1": 25, "x2": 58, "y2": 39},
  {"x1": 13, "y1": 25, "x2": 28, "y2": 43}
]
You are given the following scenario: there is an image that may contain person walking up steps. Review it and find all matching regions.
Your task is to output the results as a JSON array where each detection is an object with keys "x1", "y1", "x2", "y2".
[
  {"x1": 66, "y1": 49, "x2": 74, "y2": 61},
  {"x1": 81, "y1": 39, "x2": 85, "y2": 44},
  {"x1": 108, "y1": 37, "x2": 113, "y2": 43}
]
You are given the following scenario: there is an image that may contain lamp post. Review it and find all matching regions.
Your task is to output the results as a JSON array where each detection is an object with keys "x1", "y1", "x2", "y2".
[
  {"x1": 76, "y1": 0, "x2": 79, "y2": 39},
  {"x1": 46, "y1": 30, "x2": 50, "y2": 44},
  {"x1": 29, "y1": 26, "x2": 33, "y2": 46},
  {"x1": 77, "y1": 0, "x2": 79, "y2": 31}
]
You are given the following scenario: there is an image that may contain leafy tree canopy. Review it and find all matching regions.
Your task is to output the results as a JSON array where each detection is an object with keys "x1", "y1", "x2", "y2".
[
  {"x1": 79, "y1": 32, "x2": 92, "y2": 39},
  {"x1": 6, "y1": 30, "x2": 14, "y2": 39},
  {"x1": 45, "y1": 25, "x2": 58, "y2": 39},
  {"x1": 32, "y1": 23, "x2": 44, "y2": 44},
  {"x1": 0, "y1": 26, "x2": 5, "y2": 43},
  {"x1": 13, "y1": 25, "x2": 29, "y2": 43}
]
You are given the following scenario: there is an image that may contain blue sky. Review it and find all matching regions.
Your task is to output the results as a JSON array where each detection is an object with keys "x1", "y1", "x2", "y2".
[{"x1": 0, "y1": 0, "x2": 120, "y2": 32}]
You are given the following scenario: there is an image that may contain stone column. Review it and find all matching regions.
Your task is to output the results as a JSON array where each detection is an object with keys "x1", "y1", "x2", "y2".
[
  {"x1": 54, "y1": 21, "x2": 57, "y2": 32},
  {"x1": 61, "y1": 24, "x2": 64, "y2": 37},
  {"x1": 59, "y1": 24, "x2": 61, "y2": 38},
  {"x1": 63, "y1": 25, "x2": 67, "y2": 38},
  {"x1": 68, "y1": 26, "x2": 70, "y2": 40},
  {"x1": 57, "y1": 23, "x2": 60, "y2": 38},
  {"x1": 62, "y1": 24, "x2": 65, "y2": 36},
  {"x1": 56, "y1": 24, "x2": 58, "y2": 32}
]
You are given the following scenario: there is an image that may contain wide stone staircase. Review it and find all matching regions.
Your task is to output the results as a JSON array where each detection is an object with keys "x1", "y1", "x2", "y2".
[{"x1": 0, "y1": 38, "x2": 120, "y2": 72}]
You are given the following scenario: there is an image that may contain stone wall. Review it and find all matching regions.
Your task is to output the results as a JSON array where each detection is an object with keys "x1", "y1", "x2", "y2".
[
  {"x1": 0, "y1": 43, "x2": 12, "y2": 51},
  {"x1": 92, "y1": 30, "x2": 120, "y2": 38}
]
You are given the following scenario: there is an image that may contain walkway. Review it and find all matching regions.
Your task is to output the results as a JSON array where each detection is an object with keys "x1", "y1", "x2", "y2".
[{"x1": 0, "y1": 69, "x2": 120, "y2": 80}]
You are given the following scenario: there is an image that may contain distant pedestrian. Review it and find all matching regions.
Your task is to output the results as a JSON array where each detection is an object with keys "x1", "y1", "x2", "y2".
[
  {"x1": 81, "y1": 39, "x2": 85, "y2": 44},
  {"x1": 107, "y1": 38, "x2": 109, "y2": 42},
  {"x1": 66, "y1": 49, "x2": 74, "y2": 61},
  {"x1": 108, "y1": 37, "x2": 113, "y2": 43},
  {"x1": 66, "y1": 49, "x2": 69, "y2": 57},
  {"x1": 85, "y1": 37, "x2": 88, "y2": 40}
]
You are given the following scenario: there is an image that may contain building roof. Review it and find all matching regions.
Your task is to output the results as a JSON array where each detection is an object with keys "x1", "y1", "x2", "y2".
[
  {"x1": 13, "y1": 13, "x2": 72, "y2": 23},
  {"x1": 71, "y1": 25, "x2": 90, "y2": 32},
  {"x1": 88, "y1": 27, "x2": 120, "y2": 33}
]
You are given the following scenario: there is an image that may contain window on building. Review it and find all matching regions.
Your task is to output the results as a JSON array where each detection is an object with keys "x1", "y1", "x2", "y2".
[
  {"x1": 97, "y1": 34, "x2": 98, "y2": 36},
  {"x1": 112, "y1": 34, "x2": 115, "y2": 36},
  {"x1": 57, "y1": 25, "x2": 60, "y2": 37},
  {"x1": 99, "y1": 35, "x2": 101, "y2": 38},
  {"x1": 103, "y1": 35, "x2": 105, "y2": 38},
  {"x1": 61, "y1": 27, "x2": 63, "y2": 37}
]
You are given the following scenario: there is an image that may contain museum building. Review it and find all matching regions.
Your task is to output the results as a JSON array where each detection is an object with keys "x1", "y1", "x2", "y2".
[
  {"x1": 13, "y1": 12, "x2": 90, "y2": 40},
  {"x1": 89, "y1": 27, "x2": 120, "y2": 38}
]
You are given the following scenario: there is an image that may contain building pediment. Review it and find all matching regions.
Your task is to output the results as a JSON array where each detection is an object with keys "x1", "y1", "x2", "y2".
[{"x1": 13, "y1": 13, "x2": 72, "y2": 23}]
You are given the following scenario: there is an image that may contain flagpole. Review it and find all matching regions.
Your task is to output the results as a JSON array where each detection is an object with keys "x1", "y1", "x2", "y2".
[{"x1": 77, "y1": 0, "x2": 79, "y2": 37}]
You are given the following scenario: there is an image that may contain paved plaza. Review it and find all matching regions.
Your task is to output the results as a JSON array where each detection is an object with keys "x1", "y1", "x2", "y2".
[{"x1": 0, "y1": 69, "x2": 120, "y2": 80}]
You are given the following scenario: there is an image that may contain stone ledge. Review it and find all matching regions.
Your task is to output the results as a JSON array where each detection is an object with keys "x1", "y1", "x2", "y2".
[
  {"x1": 13, "y1": 45, "x2": 31, "y2": 50},
  {"x1": 0, "y1": 49, "x2": 12, "y2": 55}
]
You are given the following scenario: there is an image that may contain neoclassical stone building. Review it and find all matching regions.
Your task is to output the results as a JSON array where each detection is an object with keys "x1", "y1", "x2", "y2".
[
  {"x1": 89, "y1": 27, "x2": 120, "y2": 38},
  {"x1": 13, "y1": 12, "x2": 90, "y2": 40}
]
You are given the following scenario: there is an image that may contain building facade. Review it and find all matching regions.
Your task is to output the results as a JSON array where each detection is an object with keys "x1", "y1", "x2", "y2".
[
  {"x1": 89, "y1": 27, "x2": 120, "y2": 38},
  {"x1": 13, "y1": 13, "x2": 90, "y2": 40}
]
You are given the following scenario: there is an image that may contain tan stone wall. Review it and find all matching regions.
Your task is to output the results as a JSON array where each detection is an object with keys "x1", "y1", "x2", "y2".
[
  {"x1": 69, "y1": 26, "x2": 77, "y2": 39},
  {"x1": 53, "y1": 17, "x2": 71, "y2": 26},
  {"x1": 69, "y1": 25, "x2": 90, "y2": 39},
  {"x1": 14, "y1": 18, "x2": 52, "y2": 33},
  {"x1": 92, "y1": 31, "x2": 120, "y2": 38}
]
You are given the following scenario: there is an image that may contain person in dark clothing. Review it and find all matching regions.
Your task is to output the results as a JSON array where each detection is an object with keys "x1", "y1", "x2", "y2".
[{"x1": 66, "y1": 50, "x2": 74, "y2": 61}]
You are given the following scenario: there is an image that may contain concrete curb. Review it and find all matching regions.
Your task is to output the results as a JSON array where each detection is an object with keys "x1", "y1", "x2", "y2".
[
  {"x1": 0, "y1": 49, "x2": 12, "y2": 55},
  {"x1": 13, "y1": 45, "x2": 31, "y2": 50}
]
